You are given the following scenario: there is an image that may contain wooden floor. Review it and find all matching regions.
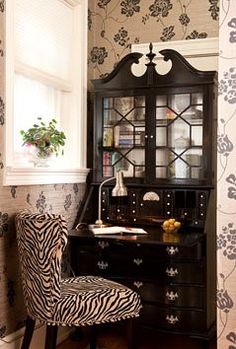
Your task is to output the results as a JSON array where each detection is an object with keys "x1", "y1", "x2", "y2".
[{"x1": 57, "y1": 326, "x2": 217, "y2": 349}]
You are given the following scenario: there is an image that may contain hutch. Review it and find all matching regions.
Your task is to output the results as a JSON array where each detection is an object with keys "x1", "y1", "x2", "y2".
[{"x1": 70, "y1": 44, "x2": 217, "y2": 347}]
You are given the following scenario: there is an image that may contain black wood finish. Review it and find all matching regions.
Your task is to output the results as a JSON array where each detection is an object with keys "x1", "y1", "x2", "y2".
[
  {"x1": 69, "y1": 224, "x2": 215, "y2": 342},
  {"x1": 90, "y1": 326, "x2": 97, "y2": 349},
  {"x1": 44, "y1": 325, "x2": 58, "y2": 349},
  {"x1": 21, "y1": 316, "x2": 36, "y2": 349},
  {"x1": 74, "y1": 45, "x2": 217, "y2": 346},
  {"x1": 90, "y1": 44, "x2": 217, "y2": 185}
]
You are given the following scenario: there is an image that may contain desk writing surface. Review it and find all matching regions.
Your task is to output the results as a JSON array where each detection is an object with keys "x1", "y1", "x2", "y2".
[{"x1": 69, "y1": 226, "x2": 204, "y2": 247}]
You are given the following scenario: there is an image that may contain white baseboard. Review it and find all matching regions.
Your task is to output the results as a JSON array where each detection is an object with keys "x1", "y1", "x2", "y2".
[{"x1": 0, "y1": 323, "x2": 72, "y2": 349}]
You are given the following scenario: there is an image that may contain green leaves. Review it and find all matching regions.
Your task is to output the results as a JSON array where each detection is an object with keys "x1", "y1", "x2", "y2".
[{"x1": 20, "y1": 117, "x2": 66, "y2": 158}]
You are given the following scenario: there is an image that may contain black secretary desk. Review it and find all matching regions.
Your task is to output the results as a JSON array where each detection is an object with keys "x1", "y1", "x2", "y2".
[{"x1": 70, "y1": 44, "x2": 217, "y2": 347}]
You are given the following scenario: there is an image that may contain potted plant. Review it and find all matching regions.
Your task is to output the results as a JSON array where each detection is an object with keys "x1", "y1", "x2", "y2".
[{"x1": 20, "y1": 117, "x2": 66, "y2": 165}]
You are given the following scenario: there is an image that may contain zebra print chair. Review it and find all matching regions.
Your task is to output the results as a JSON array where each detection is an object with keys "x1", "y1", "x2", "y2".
[{"x1": 15, "y1": 211, "x2": 141, "y2": 349}]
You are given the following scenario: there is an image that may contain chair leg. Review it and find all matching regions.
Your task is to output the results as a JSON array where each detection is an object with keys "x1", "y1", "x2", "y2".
[
  {"x1": 90, "y1": 325, "x2": 97, "y2": 349},
  {"x1": 44, "y1": 325, "x2": 58, "y2": 349},
  {"x1": 127, "y1": 318, "x2": 136, "y2": 349},
  {"x1": 21, "y1": 316, "x2": 36, "y2": 349}
]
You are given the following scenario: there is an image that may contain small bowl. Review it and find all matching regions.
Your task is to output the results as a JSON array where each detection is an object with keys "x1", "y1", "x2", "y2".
[
  {"x1": 162, "y1": 226, "x2": 180, "y2": 234},
  {"x1": 161, "y1": 220, "x2": 182, "y2": 234}
]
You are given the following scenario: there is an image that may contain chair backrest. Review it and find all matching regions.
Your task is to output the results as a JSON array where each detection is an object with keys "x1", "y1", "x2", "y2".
[{"x1": 15, "y1": 211, "x2": 68, "y2": 322}]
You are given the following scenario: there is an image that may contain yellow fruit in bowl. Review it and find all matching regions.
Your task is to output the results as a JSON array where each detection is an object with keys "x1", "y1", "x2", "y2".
[
  {"x1": 162, "y1": 218, "x2": 181, "y2": 234},
  {"x1": 174, "y1": 221, "x2": 181, "y2": 228},
  {"x1": 163, "y1": 220, "x2": 170, "y2": 228}
]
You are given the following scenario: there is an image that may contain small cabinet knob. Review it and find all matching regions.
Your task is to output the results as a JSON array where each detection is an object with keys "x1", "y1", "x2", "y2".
[
  {"x1": 97, "y1": 261, "x2": 108, "y2": 270},
  {"x1": 166, "y1": 246, "x2": 179, "y2": 255},
  {"x1": 166, "y1": 290, "x2": 179, "y2": 301},
  {"x1": 166, "y1": 267, "x2": 178, "y2": 277},
  {"x1": 133, "y1": 281, "x2": 143, "y2": 289},
  {"x1": 166, "y1": 315, "x2": 179, "y2": 324},
  {"x1": 133, "y1": 258, "x2": 143, "y2": 266},
  {"x1": 98, "y1": 241, "x2": 109, "y2": 249}
]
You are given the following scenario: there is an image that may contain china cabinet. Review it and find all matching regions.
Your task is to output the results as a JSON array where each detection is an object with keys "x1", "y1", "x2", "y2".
[
  {"x1": 71, "y1": 44, "x2": 217, "y2": 347},
  {"x1": 91, "y1": 44, "x2": 216, "y2": 186}
]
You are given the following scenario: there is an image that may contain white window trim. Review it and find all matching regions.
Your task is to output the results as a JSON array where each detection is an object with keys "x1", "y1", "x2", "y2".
[{"x1": 3, "y1": 0, "x2": 89, "y2": 186}]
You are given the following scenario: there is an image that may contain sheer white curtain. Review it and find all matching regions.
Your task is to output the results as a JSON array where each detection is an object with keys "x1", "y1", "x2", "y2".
[{"x1": 14, "y1": 74, "x2": 61, "y2": 153}]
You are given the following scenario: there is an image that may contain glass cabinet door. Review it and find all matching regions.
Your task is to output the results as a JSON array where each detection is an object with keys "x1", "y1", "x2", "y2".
[
  {"x1": 101, "y1": 95, "x2": 145, "y2": 179},
  {"x1": 155, "y1": 92, "x2": 203, "y2": 180}
]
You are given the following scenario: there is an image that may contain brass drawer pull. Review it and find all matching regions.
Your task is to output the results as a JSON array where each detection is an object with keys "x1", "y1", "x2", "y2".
[
  {"x1": 97, "y1": 261, "x2": 108, "y2": 270},
  {"x1": 166, "y1": 246, "x2": 179, "y2": 255},
  {"x1": 133, "y1": 258, "x2": 143, "y2": 266},
  {"x1": 166, "y1": 315, "x2": 179, "y2": 324},
  {"x1": 98, "y1": 241, "x2": 109, "y2": 249},
  {"x1": 133, "y1": 281, "x2": 143, "y2": 289},
  {"x1": 166, "y1": 291, "x2": 179, "y2": 301},
  {"x1": 166, "y1": 267, "x2": 178, "y2": 277}
]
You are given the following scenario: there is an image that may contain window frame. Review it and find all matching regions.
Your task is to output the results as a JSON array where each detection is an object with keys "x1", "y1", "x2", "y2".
[{"x1": 4, "y1": 0, "x2": 89, "y2": 185}]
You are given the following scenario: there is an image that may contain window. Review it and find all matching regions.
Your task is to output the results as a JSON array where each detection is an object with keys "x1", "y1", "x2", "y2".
[{"x1": 4, "y1": 0, "x2": 89, "y2": 185}]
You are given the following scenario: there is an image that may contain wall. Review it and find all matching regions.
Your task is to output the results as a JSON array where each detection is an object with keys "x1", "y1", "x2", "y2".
[
  {"x1": 87, "y1": 0, "x2": 236, "y2": 348},
  {"x1": 2, "y1": 0, "x2": 234, "y2": 347},
  {"x1": 88, "y1": 0, "x2": 219, "y2": 80},
  {"x1": 0, "y1": 0, "x2": 86, "y2": 340},
  {"x1": 217, "y1": 0, "x2": 236, "y2": 348},
  {"x1": 87, "y1": 1, "x2": 236, "y2": 348}
]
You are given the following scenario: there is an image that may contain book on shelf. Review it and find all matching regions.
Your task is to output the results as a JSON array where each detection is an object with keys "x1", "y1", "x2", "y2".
[
  {"x1": 102, "y1": 151, "x2": 113, "y2": 177},
  {"x1": 114, "y1": 125, "x2": 145, "y2": 147},
  {"x1": 103, "y1": 128, "x2": 113, "y2": 147}
]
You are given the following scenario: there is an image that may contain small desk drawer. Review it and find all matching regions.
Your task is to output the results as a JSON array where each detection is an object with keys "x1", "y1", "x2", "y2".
[
  {"x1": 140, "y1": 304, "x2": 206, "y2": 332},
  {"x1": 107, "y1": 240, "x2": 203, "y2": 261},
  {"x1": 127, "y1": 281, "x2": 204, "y2": 308},
  {"x1": 101, "y1": 257, "x2": 204, "y2": 284}
]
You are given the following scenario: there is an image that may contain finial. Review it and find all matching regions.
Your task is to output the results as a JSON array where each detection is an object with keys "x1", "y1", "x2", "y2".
[{"x1": 146, "y1": 42, "x2": 156, "y2": 66}]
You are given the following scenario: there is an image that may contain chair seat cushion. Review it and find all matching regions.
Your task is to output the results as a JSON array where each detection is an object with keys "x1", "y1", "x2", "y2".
[{"x1": 51, "y1": 276, "x2": 141, "y2": 326}]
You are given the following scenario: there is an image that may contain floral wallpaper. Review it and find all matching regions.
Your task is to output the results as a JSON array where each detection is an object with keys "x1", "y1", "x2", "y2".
[
  {"x1": 0, "y1": 1, "x2": 86, "y2": 339},
  {"x1": 2, "y1": 1, "x2": 236, "y2": 348},
  {"x1": 217, "y1": 0, "x2": 236, "y2": 348},
  {"x1": 88, "y1": 0, "x2": 219, "y2": 79}
]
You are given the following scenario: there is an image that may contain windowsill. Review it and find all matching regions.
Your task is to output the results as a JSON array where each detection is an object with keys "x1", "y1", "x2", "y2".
[{"x1": 3, "y1": 166, "x2": 90, "y2": 186}]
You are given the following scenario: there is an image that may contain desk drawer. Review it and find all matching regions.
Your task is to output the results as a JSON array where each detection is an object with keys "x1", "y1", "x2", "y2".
[
  {"x1": 140, "y1": 304, "x2": 206, "y2": 332},
  {"x1": 126, "y1": 280, "x2": 204, "y2": 308},
  {"x1": 99, "y1": 257, "x2": 204, "y2": 284},
  {"x1": 107, "y1": 240, "x2": 203, "y2": 261}
]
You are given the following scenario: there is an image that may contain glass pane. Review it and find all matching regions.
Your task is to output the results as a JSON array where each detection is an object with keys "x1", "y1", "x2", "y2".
[
  {"x1": 103, "y1": 109, "x2": 120, "y2": 125},
  {"x1": 123, "y1": 149, "x2": 145, "y2": 178},
  {"x1": 14, "y1": 74, "x2": 61, "y2": 153},
  {"x1": 172, "y1": 157, "x2": 189, "y2": 179},
  {"x1": 156, "y1": 127, "x2": 167, "y2": 146},
  {"x1": 112, "y1": 151, "x2": 130, "y2": 173},
  {"x1": 134, "y1": 107, "x2": 145, "y2": 121},
  {"x1": 134, "y1": 96, "x2": 145, "y2": 107},
  {"x1": 169, "y1": 94, "x2": 190, "y2": 113},
  {"x1": 168, "y1": 119, "x2": 190, "y2": 150},
  {"x1": 114, "y1": 123, "x2": 134, "y2": 148},
  {"x1": 156, "y1": 107, "x2": 176, "y2": 125},
  {"x1": 192, "y1": 93, "x2": 203, "y2": 105},
  {"x1": 155, "y1": 92, "x2": 204, "y2": 180},
  {"x1": 192, "y1": 126, "x2": 203, "y2": 146},
  {"x1": 103, "y1": 97, "x2": 113, "y2": 109},
  {"x1": 114, "y1": 124, "x2": 145, "y2": 148},
  {"x1": 182, "y1": 106, "x2": 203, "y2": 122},
  {"x1": 114, "y1": 97, "x2": 134, "y2": 115},
  {"x1": 156, "y1": 95, "x2": 167, "y2": 106},
  {"x1": 156, "y1": 149, "x2": 169, "y2": 166},
  {"x1": 185, "y1": 149, "x2": 203, "y2": 179},
  {"x1": 103, "y1": 127, "x2": 113, "y2": 147},
  {"x1": 102, "y1": 151, "x2": 113, "y2": 177}
]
